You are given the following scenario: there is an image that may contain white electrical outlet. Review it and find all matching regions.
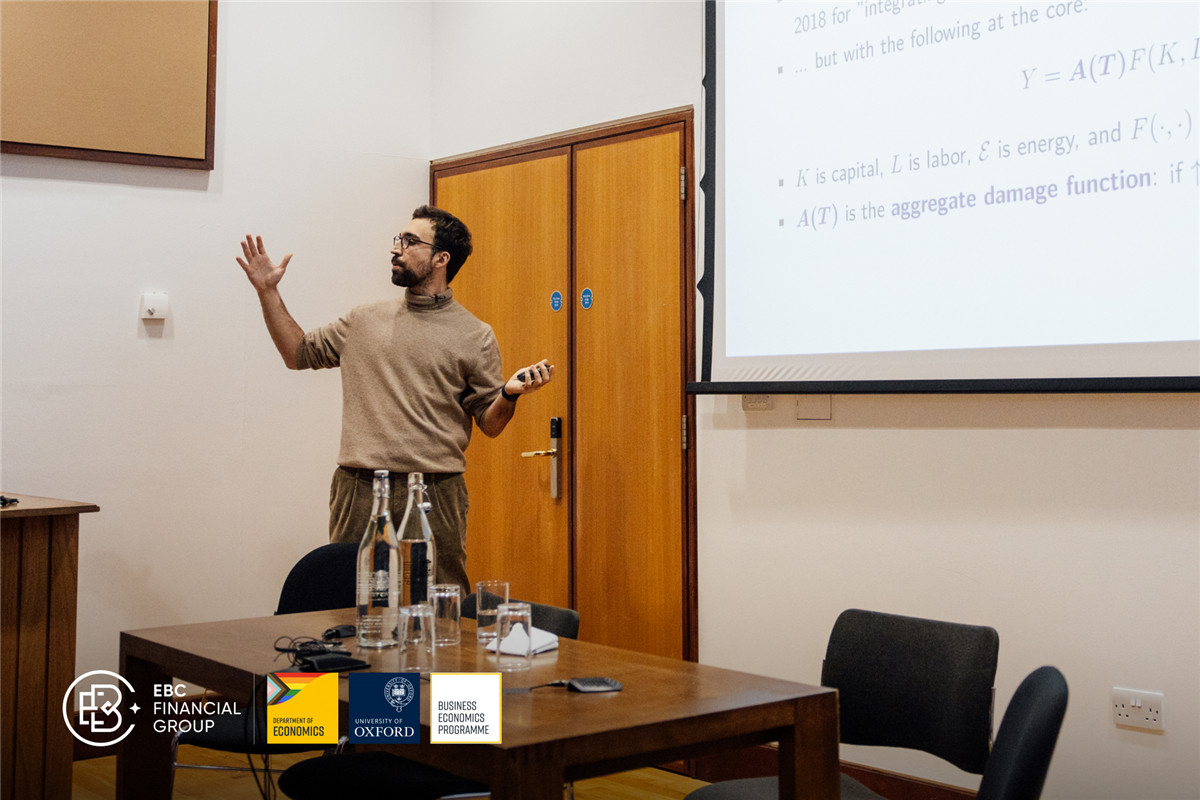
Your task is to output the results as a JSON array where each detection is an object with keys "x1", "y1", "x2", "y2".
[{"x1": 1112, "y1": 687, "x2": 1164, "y2": 732}]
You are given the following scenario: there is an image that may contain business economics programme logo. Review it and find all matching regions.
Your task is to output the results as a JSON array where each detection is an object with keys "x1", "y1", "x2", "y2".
[{"x1": 62, "y1": 670, "x2": 137, "y2": 747}]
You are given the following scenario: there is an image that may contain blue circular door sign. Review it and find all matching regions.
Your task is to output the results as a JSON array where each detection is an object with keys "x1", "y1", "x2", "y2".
[
  {"x1": 551, "y1": 291, "x2": 563, "y2": 312},
  {"x1": 580, "y1": 288, "x2": 593, "y2": 309}
]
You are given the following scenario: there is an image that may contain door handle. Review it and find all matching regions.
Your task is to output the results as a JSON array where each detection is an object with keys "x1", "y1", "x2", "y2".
[{"x1": 520, "y1": 417, "x2": 561, "y2": 499}]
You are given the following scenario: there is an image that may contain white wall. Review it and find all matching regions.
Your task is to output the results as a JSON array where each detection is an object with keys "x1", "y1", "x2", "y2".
[
  {"x1": 430, "y1": 0, "x2": 704, "y2": 158},
  {"x1": 697, "y1": 393, "x2": 1199, "y2": 799},
  {"x1": 3, "y1": 3, "x2": 1197, "y2": 799},
  {"x1": 2, "y1": 0, "x2": 433, "y2": 674}
]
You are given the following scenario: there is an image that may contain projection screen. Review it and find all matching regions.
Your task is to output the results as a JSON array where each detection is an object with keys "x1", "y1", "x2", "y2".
[{"x1": 694, "y1": 0, "x2": 1200, "y2": 393}]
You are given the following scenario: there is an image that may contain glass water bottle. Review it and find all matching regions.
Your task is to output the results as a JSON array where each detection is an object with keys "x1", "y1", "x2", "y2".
[
  {"x1": 356, "y1": 470, "x2": 400, "y2": 648},
  {"x1": 397, "y1": 472, "x2": 437, "y2": 606}
]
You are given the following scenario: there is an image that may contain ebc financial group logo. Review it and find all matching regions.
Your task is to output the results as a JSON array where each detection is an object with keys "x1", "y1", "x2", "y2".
[{"x1": 62, "y1": 670, "x2": 137, "y2": 747}]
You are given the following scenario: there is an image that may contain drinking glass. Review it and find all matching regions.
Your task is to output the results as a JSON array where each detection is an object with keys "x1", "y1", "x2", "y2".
[
  {"x1": 431, "y1": 584, "x2": 461, "y2": 646},
  {"x1": 493, "y1": 602, "x2": 533, "y2": 672},
  {"x1": 399, "y1": 604, "x2": 434, "y2": 668},
  {"x1": 475, "y1": 580, "x2": 510, "y2": 643}
]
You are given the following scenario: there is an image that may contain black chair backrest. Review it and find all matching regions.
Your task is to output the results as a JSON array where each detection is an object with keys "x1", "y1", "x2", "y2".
[
  {"x1": 821, "y1": 608, "x2": 1000, "y2": 774},
  {"x1": 977, "y1": 666, "x2": 1068, "y2": 800},
  {"x1": 276, "y1": 543, "x2": 358, "y2": 614},
  {"x1": 461, "y1": 592, "x2": 580, "y2": 640}
]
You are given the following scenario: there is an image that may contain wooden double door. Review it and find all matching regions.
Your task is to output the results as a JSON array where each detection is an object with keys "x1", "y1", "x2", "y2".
[{"x1": 433, "y1": 110, "x2": 696, "y2": 659}]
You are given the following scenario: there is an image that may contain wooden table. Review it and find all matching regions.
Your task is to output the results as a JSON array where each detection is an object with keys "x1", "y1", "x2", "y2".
[
  {"x1": 117, "y1": 609, "x2": 838, "y2": 800},
  {"x1": 1, "y1": 493, "x2": 99, "y2": 800}
]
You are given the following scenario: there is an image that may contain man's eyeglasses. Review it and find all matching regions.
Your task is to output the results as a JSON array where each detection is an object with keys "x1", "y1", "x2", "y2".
[{"x1": 394, "y1": 233, "x2": 438, "y2": 251}]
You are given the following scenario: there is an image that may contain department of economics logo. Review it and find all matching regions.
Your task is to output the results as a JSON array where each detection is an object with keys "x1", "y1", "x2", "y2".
[
  {"x1": 62, "y1": 670, "x2": 137, "y2": 747},
  {"x1": 384, "y1": 676, "x2": 415, "y2": 712}
]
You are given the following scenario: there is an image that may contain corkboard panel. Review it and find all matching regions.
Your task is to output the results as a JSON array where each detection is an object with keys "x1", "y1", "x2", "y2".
[{"x1": 1, "y1": 0, "x2": 216, "y2": 170}]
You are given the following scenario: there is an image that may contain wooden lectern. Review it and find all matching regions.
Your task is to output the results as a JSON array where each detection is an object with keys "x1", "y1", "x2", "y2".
[{"x1": 1, "y1": 494, "x2": 99, "y2": 800}]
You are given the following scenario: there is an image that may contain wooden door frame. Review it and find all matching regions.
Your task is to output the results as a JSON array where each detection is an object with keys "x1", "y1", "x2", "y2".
[{"x1": 431, "y1": 107, "x2": 699, "y2": 661}]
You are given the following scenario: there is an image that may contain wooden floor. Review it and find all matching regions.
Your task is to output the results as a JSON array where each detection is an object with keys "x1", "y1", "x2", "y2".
[{"x1": 72, "y1": 745, "x2": 711, "y2": 799}]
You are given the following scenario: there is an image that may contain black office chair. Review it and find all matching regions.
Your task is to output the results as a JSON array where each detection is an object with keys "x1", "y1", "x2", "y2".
[
  {"x1": 684, "y1": 608, "x2": 1000, "y2": 800},
  {"x1": 273, "y1": 542, "x2": 358, "y2": 614},
  {"x1": 170, "y1": 543, "x2": 358, "y2": 794},
  {"x1": 976, "y1": 666, "x2": 1068, "y2": 800},
  {"x1": 280, "y1": 753, "x2": 489, "y2": 800},
  {"x1": 276, "y1": 597, "x2": 582, "y2": 800}
]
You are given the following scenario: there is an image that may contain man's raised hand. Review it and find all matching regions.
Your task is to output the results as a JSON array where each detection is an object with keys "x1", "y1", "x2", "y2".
[{"x1": 236, "y1": 235, "x2": 292, "y2": 293}]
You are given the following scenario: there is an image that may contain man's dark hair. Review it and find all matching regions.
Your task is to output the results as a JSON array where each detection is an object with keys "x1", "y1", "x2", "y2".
[{"x1": 412, "y1": 205, "x2": 473, "y2": 283}]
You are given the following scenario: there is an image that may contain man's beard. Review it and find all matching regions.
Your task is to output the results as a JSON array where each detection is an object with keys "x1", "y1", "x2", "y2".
[{"x1": 391, "y1": 258, "x2": 425, "y2": 287}]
